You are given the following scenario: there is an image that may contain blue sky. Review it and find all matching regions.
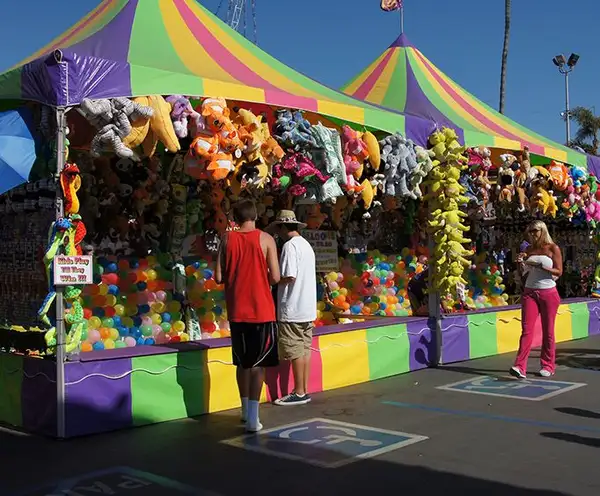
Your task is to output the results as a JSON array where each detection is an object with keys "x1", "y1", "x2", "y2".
[{"x1": 0, "y1": 0, "x2": 597, "y2": 146}]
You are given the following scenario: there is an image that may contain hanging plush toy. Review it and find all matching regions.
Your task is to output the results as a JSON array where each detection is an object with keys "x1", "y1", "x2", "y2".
[
  {"x1": 165, "y1": 95, "x2": 202, "y2": 139},
  {"x1": 79, "y1": 97, "x2": 154, "y2": 160},
  {"x1": 273, "y1": 109, "x2": 316, "y2": 151},
  {"x1": 424, "y1": 128, "x2": 473, "y2": 308},
  {"x1": 497, "y1": 154, "x2": 517, "y2": 202},
  {"x1": 60, "y1": 163, "x2": 82, "y2": 215}
]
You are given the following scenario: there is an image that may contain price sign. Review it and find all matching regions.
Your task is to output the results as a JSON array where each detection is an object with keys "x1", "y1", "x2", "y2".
[
  {"x1": 53, "y1": 255, "x2": 93, "y2": 286},
  {"x1": 302, "y1": 230, "x2": 339, "y2": 272}
]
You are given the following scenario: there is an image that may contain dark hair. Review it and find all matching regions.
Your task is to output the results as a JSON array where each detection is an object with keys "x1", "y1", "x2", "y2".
[
  {"x1": 232, "y1": 199, "x2": 257, "y2": 224},
  {"x1": 281, "y1": 223, "x2": 300, "y2": 232}
]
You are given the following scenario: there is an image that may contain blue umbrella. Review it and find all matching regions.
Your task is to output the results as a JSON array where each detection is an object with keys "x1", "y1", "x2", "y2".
[{"x1": 0, "y1": 107, "x2": 37, "y2": 195}]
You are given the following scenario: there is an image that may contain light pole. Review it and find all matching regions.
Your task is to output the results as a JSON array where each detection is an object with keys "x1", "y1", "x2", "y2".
[{"x1": 553, "y1": 53, "x2": 580, "y2": 145}]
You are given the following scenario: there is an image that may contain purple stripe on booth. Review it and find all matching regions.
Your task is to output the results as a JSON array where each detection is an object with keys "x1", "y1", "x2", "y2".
[
  {"x1": 22, "y1": 357, "x2": 57, "y2": 436},
  {"x1": 407, "y1": 318, "x2": 435, "y2": 370},
  {"x1": 441, "y1": 315, "x2": 470, "y2": 364},
  {"x1": 65, "y1": 358, "x2": 133, "y2": 437},
  {"x1": 587, "y1": 300, "x2": 600, "y2": 336}
]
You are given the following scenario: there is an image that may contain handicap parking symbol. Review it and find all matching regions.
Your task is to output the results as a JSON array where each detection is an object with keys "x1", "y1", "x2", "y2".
[
  {"x1": 221, "y1": 418, "x2": 428, "y2": 468},
  {"x1": 437, "y1": 376, "x2": 586, "y2": 401},
  {"x1": 9, "y1": 467, "x2": 219, "y2": 496}
]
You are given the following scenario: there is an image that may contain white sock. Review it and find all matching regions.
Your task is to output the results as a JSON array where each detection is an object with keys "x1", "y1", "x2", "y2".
[
  {"x1": 241, "y1": 397, "x2": 249, "y2": 421},
  {"x1": 247, "y1": 400, "x2": 260, "y2": 427}
]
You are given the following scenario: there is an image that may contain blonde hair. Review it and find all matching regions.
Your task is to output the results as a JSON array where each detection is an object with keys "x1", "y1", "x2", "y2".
[{"x1": 527, "y1": 220, "x2": 554, "y2": 247}]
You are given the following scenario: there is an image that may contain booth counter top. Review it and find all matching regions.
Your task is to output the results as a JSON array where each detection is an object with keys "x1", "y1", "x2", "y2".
[{"x1": 76, "y1": 297, "x2": 596, "y2": 363}]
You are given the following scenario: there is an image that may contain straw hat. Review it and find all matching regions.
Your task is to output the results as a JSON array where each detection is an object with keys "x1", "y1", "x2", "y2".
[{"x1": 266, "y1": 210, "x2": 307, "y2": 231}]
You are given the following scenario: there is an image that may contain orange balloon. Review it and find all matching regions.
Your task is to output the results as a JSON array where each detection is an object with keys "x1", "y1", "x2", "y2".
[
  {"x1": 81, "y1": 342, "x2": 93, "y2": 353},
  {"x1": 99, "y1": 327, "x2": 111, "y2": 339}
]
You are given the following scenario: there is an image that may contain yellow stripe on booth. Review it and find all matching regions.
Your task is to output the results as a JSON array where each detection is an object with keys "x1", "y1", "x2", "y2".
[
  {"x1": 319, "y1": 330, "x2": 370, "y2": 390},
  {"x1": 496, "y1": 310, "x2": 522, "y2": 353},
  {"x1": 555, "y1": 304, "x2": 573, "y2": 343},
  {"x1": 207, "y1": 347, "x2": 267, "y2": 413}
]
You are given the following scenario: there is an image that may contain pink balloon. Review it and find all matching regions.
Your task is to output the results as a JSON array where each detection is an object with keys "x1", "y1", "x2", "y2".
[
  {"x1": 155, "y1": 331, "x2": 167, "y2": 344},
  {"x1": 124, "y1": 337, "x2": 137, "y2": 347},
  {"x1": 88, "y1": 329, "x2": 101, "y2": 343},
  {"x1": 152, "y1": 324, "x2": 162, "y2": 335},
  {"x1": 156, "y1": 290, "x2": 167, "y2": 302},
  {"x1": 147, "y1": 292, "x2": 157, "y2": 303},
  {"x1": 141, "y1": 316, "x2": 152, "y2": 327},
  {"x1": 137, "y1": 291, "x2": 149, "y2": 305}
]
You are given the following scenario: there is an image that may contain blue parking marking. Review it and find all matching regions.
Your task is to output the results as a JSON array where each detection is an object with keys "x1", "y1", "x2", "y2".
[
  {"x1": 382, "y1": 401, "x2": 600, "y2": 434},
  {"x1": 221, "y1": 418, "x2": 428, "y2": 468},
  {"x1": 9, "y1": 466, "x2": 217, "y2": 496},
  {"x1": 436, "y1": 376, "x2": 586, "y2": 401}
]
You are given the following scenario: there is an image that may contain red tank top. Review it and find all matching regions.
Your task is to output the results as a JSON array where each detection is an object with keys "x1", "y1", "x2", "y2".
[{"x1": 223, "y1": 230, "x2": 276, "y2": 323}]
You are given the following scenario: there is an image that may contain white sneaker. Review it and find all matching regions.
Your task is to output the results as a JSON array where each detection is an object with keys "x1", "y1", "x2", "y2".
[
  {"x1": 539, "y1": 369, "x2": 554, "y2": 377},
  {"x1": 510, "y1": 366, "x2": 526, "y2": 379},
  {"x1": 245, "y1": 421, "x2": 263, "y2": 433}
]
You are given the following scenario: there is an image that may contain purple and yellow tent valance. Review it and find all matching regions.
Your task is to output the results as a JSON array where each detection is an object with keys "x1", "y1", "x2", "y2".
[{"x1": 0, "y1": 0, "x2": 430, "y2": 137}]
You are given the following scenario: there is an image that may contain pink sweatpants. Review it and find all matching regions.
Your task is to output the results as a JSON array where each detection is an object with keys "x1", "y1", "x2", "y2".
[{"x1": 514, "y1": 287, "x2": 560, "y2": 374}]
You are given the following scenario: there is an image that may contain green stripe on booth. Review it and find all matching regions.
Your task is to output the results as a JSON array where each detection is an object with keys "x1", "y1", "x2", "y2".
[
  {"x1": 468, "y1": 313, "x2": 498, "y2": 359},
  {"x1": 0, "y1": 353, "x2": 23, "y2": 427},
  {"x1": 570, "y1": 303, "x2": 590, "y2": 340},
  {"x1": 131, "y1": 351, "x2": 209, "y2": 426},
  {"x1": 367, "y1": 324, "x2": 410, "y2": 380}
]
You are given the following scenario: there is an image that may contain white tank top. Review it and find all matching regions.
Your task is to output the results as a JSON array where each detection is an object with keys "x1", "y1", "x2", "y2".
[{"x1": 524, "y1": 255, "x2": 556, "y2": 289}]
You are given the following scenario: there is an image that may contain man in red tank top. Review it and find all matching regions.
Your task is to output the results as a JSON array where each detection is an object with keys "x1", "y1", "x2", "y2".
[{"x1": 215, "y1": 199, "x2": 280, "y2": 432}]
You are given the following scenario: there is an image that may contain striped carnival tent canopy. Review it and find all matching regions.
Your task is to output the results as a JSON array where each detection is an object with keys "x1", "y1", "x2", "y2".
[
  {"x1": 343, "y1": 34, "x2": 594, "y2": 169},
  {"x1": 0, "y1": 0, "x2": 441, "y2": 137}
]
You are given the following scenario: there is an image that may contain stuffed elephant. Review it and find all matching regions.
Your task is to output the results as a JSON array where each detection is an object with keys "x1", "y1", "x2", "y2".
[{"x1": 79, "y1": 97, "x2": 153, "y2": 160}]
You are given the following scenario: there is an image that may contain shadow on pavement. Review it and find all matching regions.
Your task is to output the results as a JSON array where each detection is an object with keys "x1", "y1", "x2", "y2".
[
  {"x1": 541, "y1": 431, "x2": 600, "y2": 449},
  {"x1": 0, "y1": 404, "x2": 576, "y2": 496},
  {"x1": 556, "y1": 348, "x2": 600, "y2": 372},
  {"x1": 556, "y1": 407, "x2": 600, "y2": 420}
]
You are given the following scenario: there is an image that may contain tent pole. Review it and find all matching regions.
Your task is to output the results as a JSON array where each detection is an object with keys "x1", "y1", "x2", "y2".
[
  {"x1": 400, "y1": 5, "x2": 404, "y2": 35},
  {"x1": 427, "y1": 236, "x2": 442, "y2": 367},
  {"x1": 55, "y1": 106, "x2": 67, "y2": 439}
]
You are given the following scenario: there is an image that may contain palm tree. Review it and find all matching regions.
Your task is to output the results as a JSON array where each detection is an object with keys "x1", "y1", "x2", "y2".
[
  {"x1": 499, "y1": 0, "x2": 511, "y2": 114},
  {"x1": 570, "y1": 107, "x2": 600, "y2": 155}
]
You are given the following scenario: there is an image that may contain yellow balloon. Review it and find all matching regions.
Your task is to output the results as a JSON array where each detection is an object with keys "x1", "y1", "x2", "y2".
[
  {"x1": 151, "y1": 313, "x2": 162, "y2": 325},
  {"x1": 105, "y1": 295, "x2": 117, "y2": 307},
  {"x1": 151, "y1": 302, "x2": 166, "y2": 314},
  {"x1": 122, "y1": 317, "x2": 134, "y2": 328},
  {"x1": 104, "y1": 339, "x2": 115, "y2": 350},
  {"x1": 114, "y1": 304, "x2": 125, "y2": 317},
  {"x1": 126, "y1": 304, "x2": 138, "y2": 317},
  {"x1": 146, "y1": 269, "x2": 158, "y2": 281},
  {"x1": 109, "y1": 328, "x2": 119, "y2": 340},
  {"x1": 98, "y1": 284, "x2": 109, "y2": 296},
  {"x1": 88, "y1": 316, "x2": 102, "y2": 329},
  {"x1": 172, "y1": 320, "x2": 186, "y2": 333},
  {"x1": 167, "y1": 301, "x2": 181, "y2": 313},
  {"x1": 180, "y1": 333, "x2": 190, "y2": 342}
]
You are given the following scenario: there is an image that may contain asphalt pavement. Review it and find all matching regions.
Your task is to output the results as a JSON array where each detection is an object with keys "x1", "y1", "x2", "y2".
[{"x1": 3, "y1": 336, "x2": 600, "y2": 496}]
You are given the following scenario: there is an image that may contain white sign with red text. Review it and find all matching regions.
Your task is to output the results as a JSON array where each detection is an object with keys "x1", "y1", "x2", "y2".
[{"x1": 53, "y1": 255, "x2": 93, "y2": 286}]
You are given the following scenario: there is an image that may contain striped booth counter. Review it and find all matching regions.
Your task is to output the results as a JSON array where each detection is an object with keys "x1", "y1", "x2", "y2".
[{"x1": 1, "y1": 300, "x2": 599, "y2": 437}]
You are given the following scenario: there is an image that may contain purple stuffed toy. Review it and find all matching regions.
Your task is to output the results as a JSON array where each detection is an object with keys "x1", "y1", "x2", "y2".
[{"x1": 166, "y1": 95, "x2": 202, "y2": 139}]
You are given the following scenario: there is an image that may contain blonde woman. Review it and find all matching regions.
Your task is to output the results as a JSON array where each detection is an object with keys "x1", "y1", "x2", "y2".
[{"x1": 511, "y1": 221, "x2": 562, "y2": 379}]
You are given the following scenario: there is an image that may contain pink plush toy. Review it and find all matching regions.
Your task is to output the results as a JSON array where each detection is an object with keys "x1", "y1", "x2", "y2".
[{"x1": 586, "y1": 200, "x2": 600, "y2": 225}]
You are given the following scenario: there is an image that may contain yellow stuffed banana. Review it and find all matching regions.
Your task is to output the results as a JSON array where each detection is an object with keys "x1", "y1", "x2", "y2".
[
  {"x1": 148, "y1": 95, "x2": 181, "y2": 153},
  {"x1": 123, "y1": 96, "x2": 151, "y2": 149},
  {"x1": 363, "y1": 131, "x2": 380, "y2": 170}
]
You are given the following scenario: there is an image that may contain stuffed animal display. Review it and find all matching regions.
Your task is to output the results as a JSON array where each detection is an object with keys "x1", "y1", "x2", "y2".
[{"x1": 425, "y1": 128, "x2": 473, "y2": 308}]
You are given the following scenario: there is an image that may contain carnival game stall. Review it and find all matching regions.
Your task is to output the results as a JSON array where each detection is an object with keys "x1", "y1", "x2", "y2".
[{"x1": 0, "y1": 2, "x2": 599, "y2": 439}]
